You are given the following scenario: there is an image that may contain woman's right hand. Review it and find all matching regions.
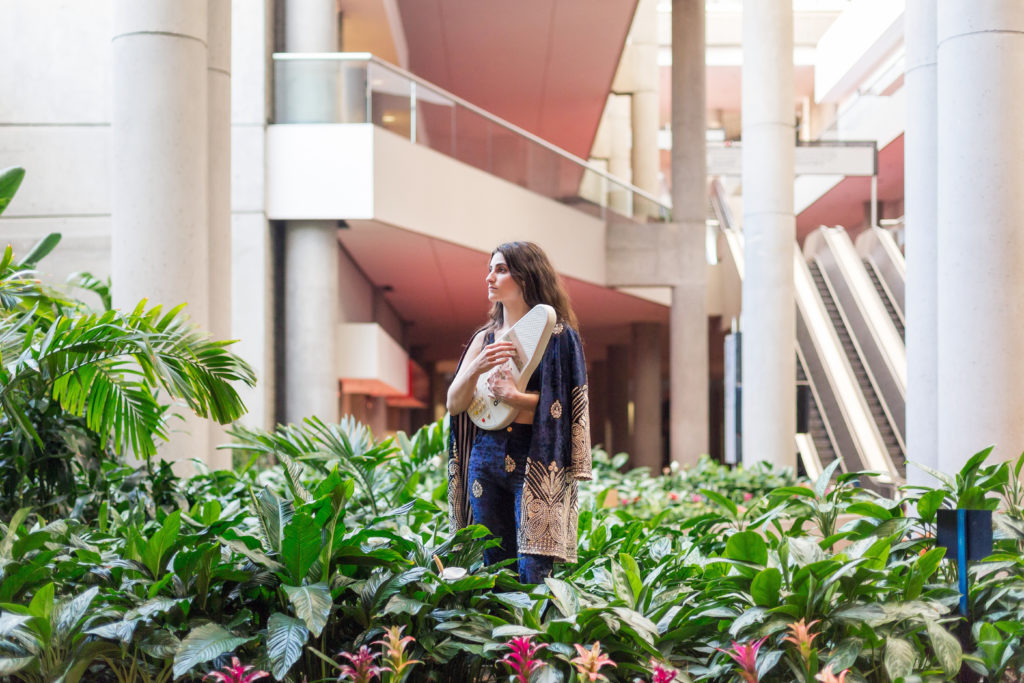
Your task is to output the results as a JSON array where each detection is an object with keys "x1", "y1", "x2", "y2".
[{"x1": 469, "y1": 341, "x2": 517, "y2": 376}]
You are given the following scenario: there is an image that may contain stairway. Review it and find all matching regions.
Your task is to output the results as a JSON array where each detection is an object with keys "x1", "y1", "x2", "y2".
[
  {"x1": 862, "y1": 258, "x2": 905, "y2": 340},
  {"x1": 797, "y1": 359, "x2": 838, "y2": 474},
  {"x1": 808, "y1": 261, "x2": 904, "y2": 475}
]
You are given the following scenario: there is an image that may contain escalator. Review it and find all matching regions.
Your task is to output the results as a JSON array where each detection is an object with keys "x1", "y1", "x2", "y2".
[{"x1": 712, "y1": 180, "x2": 905, "y2": 485}]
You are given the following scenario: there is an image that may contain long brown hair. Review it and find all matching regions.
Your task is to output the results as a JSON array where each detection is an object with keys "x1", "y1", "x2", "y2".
[{"x1": 486, "y1": 241, "x2": 578, "y2": 331}]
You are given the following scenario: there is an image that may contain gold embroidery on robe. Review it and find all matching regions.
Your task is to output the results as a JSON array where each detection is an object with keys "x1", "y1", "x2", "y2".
[
  {"x1": 570, "y1": 384, "x2": 592, "y2": 480},
  {"x1": 505, "y1": 454, "x2": 516, "y2": 472},
  {"x1": 550, "y1": 399, "x2": 562, "y2": 419},
  {"x1": 518, "y1": 458, "x2": 577, "y2": 561},
  {"x1": 472, "y1": 479, "x2": 483, "y2": 498}
]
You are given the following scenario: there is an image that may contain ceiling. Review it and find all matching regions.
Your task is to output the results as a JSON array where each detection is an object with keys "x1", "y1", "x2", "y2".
[
  {"x1": 340, "y1": 221, "x2": 670, "y2": 363},
  {"x1": 395, "y1": 0, "x2": 639, "y2": 160}
]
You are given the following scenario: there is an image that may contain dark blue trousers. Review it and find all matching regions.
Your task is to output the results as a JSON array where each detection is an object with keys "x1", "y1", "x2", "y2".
[{"x1": 468, "y1": 423, "x2": 554, "y2": 584}]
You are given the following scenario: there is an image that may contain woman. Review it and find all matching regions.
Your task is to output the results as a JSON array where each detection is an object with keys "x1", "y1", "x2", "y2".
[{"x1": 446, "y1": 241, "x2": 591, "y2": 584}]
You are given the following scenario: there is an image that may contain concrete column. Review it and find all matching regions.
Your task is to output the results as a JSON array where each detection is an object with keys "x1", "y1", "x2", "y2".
[
  {"x1": 607, "y1": 95, "x2": 633, "y2": 215},
  {"x1": 904, "y1": 0, "x2": 938, "y2": 484},
  {"x1": 283, "y1": 0, "x2": 339, "y2": 424},
  {"x1": 630, "y1": 0, "x2": 660, "y2": 218},
  {"x1": 607, "y1": 345, "x2": 632, "y2": 456},
  {"x1": 589, "y1": 359, "x2": 610, "y2": 451},
  {"x1": 632, "y1": 323, "x2": 663, "y2": 471},
  {"x1": 936, "y1": 1, "x2": 1024, "y2": 472},
  {"x1": 670, "y1": 0, "x2": 709, "y2": 466},
  {"x1": 207, "y1": 0, "x2": 232, "y2": 467},
  {"x1": 112, "y1": 1, "x2": 209, "y2": 472},
  {"x1": 740, "y1": 0, "x2": 795, "y2": 470},
  {"x1": 284, "y1": 224, "x2": 339, "y2": 423}
]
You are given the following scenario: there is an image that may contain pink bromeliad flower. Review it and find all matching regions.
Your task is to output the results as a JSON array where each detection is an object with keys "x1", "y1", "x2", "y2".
[
  {"x1": 500, "y1": 636, "x2": 547, "y2": 683},
  {"x1": 718, "y1": 636, "x2": 768, "y2": 683},
  {"x1": 338, "y1": 645, "x2": 383, "y2": 683},
  {"x1": 648, "y1": 658, "x2": 678, "y2": 683},
  {"x1": 569, "y1": 641, "x2": 616, "y2": 682},
  {"x1": 202, "y1": 658, "x2": 269, "y2": 683}
]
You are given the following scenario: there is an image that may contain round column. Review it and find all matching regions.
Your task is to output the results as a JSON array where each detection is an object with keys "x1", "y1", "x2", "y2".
[
  {"x1": 630, "y1": 0, "x2": 660, "y2": 218},
  {"x1": 285, "y1": 224, "x2": 339, "y2": 423},
  {"x1": 632, "y1": 322, "x2": 663, "y2": 471},
  {"x1": 282, "y1": 0, "x2": 340, "y2": 424},
  {"x1": 607, "y1": 344, "x2": 632, "y2": 455},
  {"x1": 670, "y1": 0, "x2": 709, "y2": 465},
  {"x1": 740, "y1": 0, "x2": 795, "y2": 470},
  {"x1": 207, "y1": 0, "x2": 233, "y2": 467},
  {"x1": 112, "y1": 1, "x2": 209, "y2": 471},
  {"x1": 937, "y1": 1, "x2": 1024, "y2": 471},
  {"x1": 904, "y1": 0, "x2": 938, "y2": 485},
  {"x1": 607, "y1": 95, "x2": 633, "y2": 214}
]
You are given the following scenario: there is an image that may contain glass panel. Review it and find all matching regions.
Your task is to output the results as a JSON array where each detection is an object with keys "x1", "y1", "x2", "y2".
[
  {"x1": 368, "y1": 62, "x2": 411, "y2": 138},
  {"x1": 415, "y1": 88, "x2": 456, "y2": 156},
  {"x1": 274, "y1": 58, "x2": 368, "y2": 124}
]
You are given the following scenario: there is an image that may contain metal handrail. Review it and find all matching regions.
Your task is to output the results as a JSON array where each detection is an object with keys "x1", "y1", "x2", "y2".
[{"x1": 272, "y1": 52, "x2": 671, "y2": 214}]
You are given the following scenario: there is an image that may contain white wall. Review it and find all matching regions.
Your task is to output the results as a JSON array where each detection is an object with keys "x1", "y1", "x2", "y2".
[{"x1": 0, "y1": 0, "x2": 113, "y2": 285}]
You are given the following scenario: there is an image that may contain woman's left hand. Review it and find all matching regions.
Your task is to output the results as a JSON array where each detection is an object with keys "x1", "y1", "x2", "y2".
[{"x1": 487, "y1": 364, "x2": 520, "y2": 402}]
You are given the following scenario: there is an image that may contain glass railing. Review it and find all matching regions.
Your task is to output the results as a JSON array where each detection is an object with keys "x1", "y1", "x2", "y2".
[{"x1": 273, "y1": 53, "x2": 670, "y2": 223}]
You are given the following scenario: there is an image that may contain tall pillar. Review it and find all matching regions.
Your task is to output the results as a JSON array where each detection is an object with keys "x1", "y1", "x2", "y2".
[
  {"x1": 283, "y1": 0, "x2": 340, "y2": 424},
  {"x1": 607, "y1": 345, "x2": 632, "y2": 456},
  {"x1": 670, "y1": 0, "x2": 709, "y2": 465},
  {"x1": 904, "y1": 0, "x2": 938, "y2": 485},
  {"x1": 740, "y1": 0, "x2": 795, "y2": 469},
  {"x1": 285, "y1": 224, "x2": 339, "y2": 423},
  {"x1": 936, "y1": 1, "x2": 1024, "y2": 472},
  {"x1": 207, "y1": 0, "x2": 233, "y2": 467},
  {"x1": 112, "y1": 1, "x2": 209, "y2": 471},
  {"x1": 607, "y1": 95, "x2": 633, "y2": 215},
  {"x1": 632, "y1": 323, "x2": 663, "y2": 471},
  {"x1": 589, "y1": 359, "x2": 610, "y2": 451},
  {"x1": 631, "y1": 0, "x2": 660, "y2": 217}
]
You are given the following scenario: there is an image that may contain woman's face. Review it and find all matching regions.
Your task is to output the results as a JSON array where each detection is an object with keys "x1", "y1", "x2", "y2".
[{"x1": 486, "y1": 252, "x2": 524, "y2": 306}]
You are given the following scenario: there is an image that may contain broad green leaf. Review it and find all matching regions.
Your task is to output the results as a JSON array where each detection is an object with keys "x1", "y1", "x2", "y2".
[
  {"x1": 700, "y1": 488, "x2": 738, "y2": 517},
  {"x1": 814, "y1": 459, "x2": 842, "y2": 498},
  {"x1": 0, "y1": 508, "x2": 30, "y2": 558},
  {"x1": 750, "y1": 568, "x2": 782, "y2": 607},
  {"x1": 883, "y1": 637, "x2": 916, "y2": 680},
  {"x1": 827, "y1": 637, "x2": 862, "y2": 672},
  {"x1": 28, "y1": 582, "x2": 54, "y2": 621},
  {"x1": 52, "y1": 586, "x2": 98, "y2": 644},
  {"x1": 383, "y1": 595, "x2": 428, "y2": 616},
  {"x1": 532, "y1": 666, "x2": 564, "y2": 683},
  {"x1": 281, "y1": 511, "x2": 321, "y2": 583},
  {"x1": 283, "y1": 583, "x2": 332, "y2": 637},
  {"x1": 617, "y1": 553, "x2": 643, "y2": 604},
  {"x1": 172, "y1": 623, "x2": 256, "y2": 678},
  {"x1": 0, "y1": 166, "x2": 26, "y2": 215},
  {"x1": 544, "y1": 577, "x2": 579, "y2": 617},
  {"x1": 845, "y1": 502, "x2": 892, "y2": 520},
  {"x1": 141, "y1": 511, "x2": 181, "y2": 579},
  {"x1": 492, "y1": 625, "x2": 542, "y2": 638},
  {"x1": 788, "y1": 537, "x2": 825, "y2": 566},
  {"x1": 729, "y1": 606, "x2": 767, "y2": 637},
  {"x1": 0, "y1": 657, "x2": 33, "y2": 675},
  {"x1": 267, "y1": 612, "x2": 309, "y2": 680},
  {"x1": 915, "y1": 547, "x2": 946, "y2": 580},
  {"x1": 916, "y1": 489, "x2": 946, "y2": 522},
  {"x1": 726, "y1": 531, "x2": 767, "y2": 566},
  {"x1": 17, "y1": 233, "x2": 61, "y2": 270},
  {"x1": 926, "y1": 621, "x2": 962, "y2": 675},
  {"x1": 257, "y1": 488, "x2": 293, "y2": 553},
  {"x1": 611, "y1": 559, "x2": 637, "y2": 608}
]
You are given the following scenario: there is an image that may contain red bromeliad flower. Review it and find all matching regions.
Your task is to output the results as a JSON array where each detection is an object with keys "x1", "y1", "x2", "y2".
[
  {"x1": 338, "y1": 645, "x2": 383, "y2": 683},
  {"x1": 203, "y1": 658, "x2": 269, "y2": 683},
  {"x1": 500, "y1": 636, "x2": 547, "y2": 683},
  {"x1": 648, "y1": 658, "x2": 678, "y2": 683},
  {"x1": 718, "y1": 636, "x2": 768, "y2": 683},
  {"x1": 569, "y1": 641, "x2": 616, "y2": 682},
  {"x1": 815, "y1": 664, "x2": 850, "y2": 683}
]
